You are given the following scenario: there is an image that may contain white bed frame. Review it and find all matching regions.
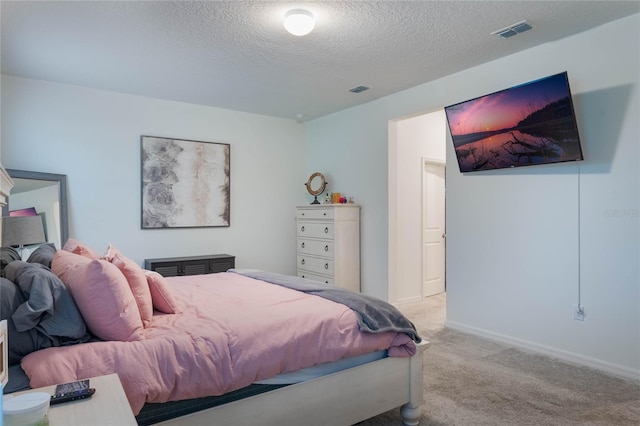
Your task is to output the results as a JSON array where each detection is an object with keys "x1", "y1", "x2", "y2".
[{"x1": 157, "y1": 340, "x2": 429, "y2": 426}]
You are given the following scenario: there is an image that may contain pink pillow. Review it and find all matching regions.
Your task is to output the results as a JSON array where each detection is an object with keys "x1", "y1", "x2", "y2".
[
  {"x1": 103, "y1": 245, "x2": 153, "y2": 328},
  {"x1": 52, "y1": 250, "x2": 144, "y2": 341},
  {"x1": 62, "y1": 238, "x2": 101, "y2": 260},
  {"x1": 145, "y1": 270, "x2": 182, "y2": 314}
]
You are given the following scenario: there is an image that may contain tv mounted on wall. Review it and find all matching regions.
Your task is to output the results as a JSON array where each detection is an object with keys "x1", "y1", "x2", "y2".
[{"x1": 445, "y1": 72, "x2": 583, "y2": 172}]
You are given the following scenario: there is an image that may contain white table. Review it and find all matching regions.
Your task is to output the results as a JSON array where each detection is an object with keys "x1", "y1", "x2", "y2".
[{"x1": 5, "y1": 373, "x2": 136, "y2": 425}]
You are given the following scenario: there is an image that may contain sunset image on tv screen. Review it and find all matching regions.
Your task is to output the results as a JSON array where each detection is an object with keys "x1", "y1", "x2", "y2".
[{"x1": 445, "y1": 72, "x2": 583, "y2": 172}]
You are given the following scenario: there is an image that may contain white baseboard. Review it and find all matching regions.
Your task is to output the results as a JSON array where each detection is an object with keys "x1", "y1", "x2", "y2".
[
  {"x1": 393, "y1": 295, "x2": 423, "y2": 306},
  {"x1": 445, "y1": 320, "x2": 640, "y2": 383}
]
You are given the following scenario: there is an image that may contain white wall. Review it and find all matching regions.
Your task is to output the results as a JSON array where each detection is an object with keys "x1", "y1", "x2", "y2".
[
  {"x1": 389, "y1": 111, "x2": 446, "y2": 303},
  {"x1": 306, "y1": 102, "x2": 390, "y2": 299},
  {"x1": 307, "y1": 14, "x2": 639, "y2": 378},
  {"x1": 1, "y1": 76, "x2": 307, "y2": 272}
]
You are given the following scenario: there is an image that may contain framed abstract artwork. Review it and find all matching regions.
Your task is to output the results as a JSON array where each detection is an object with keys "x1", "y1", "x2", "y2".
[{"x1": 141, "y1": 136, "x2": 230, "y2": 228}]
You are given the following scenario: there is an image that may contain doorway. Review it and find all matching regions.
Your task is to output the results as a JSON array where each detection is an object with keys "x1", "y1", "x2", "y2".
[
  {"x1": 422, "y1": 159, "x2": 446, "y2": 297},
  {"x1": 388, "y1": 109, "x2": 447, "y2": 304}
]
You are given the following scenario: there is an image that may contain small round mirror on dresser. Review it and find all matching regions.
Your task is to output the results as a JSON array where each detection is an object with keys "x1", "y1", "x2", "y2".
[{"x1": 304, "y1": 172, "x2": 327, "y2": 205}]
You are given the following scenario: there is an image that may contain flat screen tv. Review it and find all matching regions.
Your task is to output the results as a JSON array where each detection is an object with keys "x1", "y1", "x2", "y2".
[{"x1": 445, "y1": 72, "x2": 583, "y2": 172}]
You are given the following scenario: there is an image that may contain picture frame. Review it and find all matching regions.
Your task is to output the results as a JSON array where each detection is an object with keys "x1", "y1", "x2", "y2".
[{"x1": 141, "y1": 136, "x2": 230, "y2": 228}]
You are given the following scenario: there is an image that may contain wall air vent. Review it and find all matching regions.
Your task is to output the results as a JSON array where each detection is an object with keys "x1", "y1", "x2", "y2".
[
  {"x1": 349, "y1": 86, "x2": 370, "y2": 94},
  {"x1": 491, "y1": 20, "x2": 532, "y2": 39}
]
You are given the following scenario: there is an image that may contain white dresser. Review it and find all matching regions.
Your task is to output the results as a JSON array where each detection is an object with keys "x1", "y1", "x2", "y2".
[{"x1": 296, "y1": 204, "x2": 360, "y2": 292}]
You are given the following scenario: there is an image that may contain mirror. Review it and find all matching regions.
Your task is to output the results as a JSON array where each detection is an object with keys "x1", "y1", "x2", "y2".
[
  {"x1": 1, "y1": 170, "x2": 68, "y2": 250},
  {"x1": 305, "y1": 172, "x2": 327, "y2": 205}
]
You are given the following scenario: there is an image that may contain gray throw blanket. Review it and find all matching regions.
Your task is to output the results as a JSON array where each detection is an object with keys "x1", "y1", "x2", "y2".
[
  {"x1": 5, "y1": 261, "x2": 90, "y2": 345},
  {"x1": 229, "y1": 269, "x2": 421, "y2": 342}
]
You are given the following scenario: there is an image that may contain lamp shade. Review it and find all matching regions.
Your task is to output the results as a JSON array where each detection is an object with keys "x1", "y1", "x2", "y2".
[
  {"x1": 1, "y1": 215, "x2": 46, "y2": 247},
  {"x1": 284, "y1": 9, "x2": 315, "y2": 36}
]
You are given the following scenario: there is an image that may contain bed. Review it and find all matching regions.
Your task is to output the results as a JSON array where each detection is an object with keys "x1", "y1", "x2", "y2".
[{"x1": 1, "y1": 241, "x2": 428, "y2": 425}]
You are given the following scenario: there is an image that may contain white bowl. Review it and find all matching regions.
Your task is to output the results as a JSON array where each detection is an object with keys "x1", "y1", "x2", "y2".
[{"x1": 2, "y1": 391, "x2": 50, "y2": 426}]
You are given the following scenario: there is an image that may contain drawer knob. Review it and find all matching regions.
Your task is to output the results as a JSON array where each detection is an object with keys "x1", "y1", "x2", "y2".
[
  {"x1": 301, "y1": 259, "x2": 305, "y2": 265},
  {"x1": 301, "y1": 242, "x2": 305, "y2": 249},
  {"x1": 324, "y1": 245, "x2": 329, "y2": 252},
  {"x1": 324, "y1": 263, "x2": 329, "y2": 270},
  {"x1": 324, "y1": 227, "x2": 329, "y2": 233},
  {"x1": 301, "y1": 226, "x2": 305, "y2": 232},
  {"x1": 323, "y1": 212, "x2": 327, "y2": 216}
]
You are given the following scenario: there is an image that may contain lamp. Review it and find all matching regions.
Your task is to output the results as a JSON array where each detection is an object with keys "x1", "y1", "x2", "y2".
[
  {"x1": 1, "y1": 215, "x2": 46, "y2": 256},
  {"x1": 284, "y1": 9, "x2": 315, "y2": 36}
]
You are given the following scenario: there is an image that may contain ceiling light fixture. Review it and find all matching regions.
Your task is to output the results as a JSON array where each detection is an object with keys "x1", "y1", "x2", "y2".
[{"x1": 284, "y1": 9, "x2": 315, "y2": 36}]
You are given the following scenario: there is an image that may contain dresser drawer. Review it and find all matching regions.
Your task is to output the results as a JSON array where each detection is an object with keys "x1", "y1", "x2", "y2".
[
  {"x1": 297, "y1": 222, "x2": 334, "y2": 238},
  {"x1": 297, "y1": 271, "x2": 334, "y2": 284},
  {"x1": 297, "y1": 255, "x2": 334, "y2": 275},
  {"x1": 297, "y1": 238, "x2": 334, "y2": 257},
  {"x1": 295, "y1": 204, "x2": 360, "y2": 292},
  {"x1": 296, "y1": 208, "x2": 334, "y2": 220}
]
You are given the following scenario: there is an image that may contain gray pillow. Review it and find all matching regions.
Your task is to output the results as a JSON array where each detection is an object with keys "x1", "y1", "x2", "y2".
[
  {"x1": 26, "y1": 243, "x2": 57, "y2": 268},
  {"x1": 3, "y1": 365, "x2": 31, "y2": 393},
  {"x1": 3, "y1": 262, "x2": 91, "y2": 364},
  {"x1": 0, "y1": 277, "x2": 39, "y2": 365},
  {"x1": 1, "y1": 247, "x2": 21, "y2": 277},
  {"x1": 0, "y1": 277, "x2": 24, "y2": 319}
]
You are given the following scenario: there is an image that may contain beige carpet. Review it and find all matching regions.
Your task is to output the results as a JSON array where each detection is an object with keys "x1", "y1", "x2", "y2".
[{"x1": 356, "y1": 293, "x2": 640, "y2": 426}]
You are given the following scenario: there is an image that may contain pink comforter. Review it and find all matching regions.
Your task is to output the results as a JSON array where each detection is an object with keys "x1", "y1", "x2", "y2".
[{"x1": 21, "y1": 272, "x2": 415, "y2": 414}]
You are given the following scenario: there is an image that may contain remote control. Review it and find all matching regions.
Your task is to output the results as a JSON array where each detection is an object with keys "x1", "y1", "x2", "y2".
[
  {"x1": 50, "y1": 388, "x2": 95, "y2": 405},
  {"x1": 55, "y1": 379, "x2": 89, "y2": 395}
]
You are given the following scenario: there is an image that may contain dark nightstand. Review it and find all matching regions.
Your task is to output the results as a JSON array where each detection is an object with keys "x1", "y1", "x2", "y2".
[{"x1": 144, "y1": 254, "x2": 235, "y2": 277}]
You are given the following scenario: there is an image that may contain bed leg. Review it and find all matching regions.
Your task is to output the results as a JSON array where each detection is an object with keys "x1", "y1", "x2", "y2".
[
  {"x1": 402, "y1": 340, "x2": 429, "y2": 426},
  {"x1": 401, "y1": 402, "x2": 421, "y2": 426}
]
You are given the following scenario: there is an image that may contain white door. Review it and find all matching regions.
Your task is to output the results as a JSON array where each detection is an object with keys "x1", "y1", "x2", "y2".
[{"x1": 422, "y1": 160, "x2": 446, "y2": 297}]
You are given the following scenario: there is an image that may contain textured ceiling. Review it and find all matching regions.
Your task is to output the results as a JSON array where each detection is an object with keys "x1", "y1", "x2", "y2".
[{"x1": 2, "y1": 1, "x2": 639, "y2": 121}]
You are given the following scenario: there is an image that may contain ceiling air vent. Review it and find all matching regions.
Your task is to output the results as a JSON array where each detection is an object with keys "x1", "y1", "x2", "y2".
[
  {"x1": 349, "y1": 86, "x2": 370, "y2": 94},
  {"x1": 491, "y1": 20, "x2": 532, "y2": 39}
]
